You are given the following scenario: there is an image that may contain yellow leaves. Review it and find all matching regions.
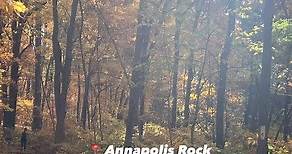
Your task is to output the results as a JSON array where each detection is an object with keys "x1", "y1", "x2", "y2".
[
  {"x1": 201, "y1": 84, "x2": 216, "y2": 98},
  {"x1": 180, "y1": 74, "x2": 188, "y2": 82},
  {"x1": 0, "y1": 0, "x2": 27, "y2": 14},
  {"x1": 207, "y1": 107, "x2": 216, "y2": 115},
  {"x1": 144, "y1": 123, "x2": 167, "y2": 136},
  {"x1": 18, "y1": 99, "x2": 33, "y2": 108},
  {"x1": 13, "y1": 1, "x2": 27, "y2": 13},
  {"x1": 190, "y1": 93, "x2": 196, "y2": 100}
]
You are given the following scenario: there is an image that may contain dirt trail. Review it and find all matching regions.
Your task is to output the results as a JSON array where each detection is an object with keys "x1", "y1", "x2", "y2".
[{"x1": 1, "y1": 143, "x2": 36, "y2": 154}]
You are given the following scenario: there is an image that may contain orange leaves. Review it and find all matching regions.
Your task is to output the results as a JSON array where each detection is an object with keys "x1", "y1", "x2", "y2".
[
  {"x1": 0, "y1": 0, "x2": 4, "y2": 7},
  {"x1": 0, "y1": 51, "x2": 13, "y2": 64}
]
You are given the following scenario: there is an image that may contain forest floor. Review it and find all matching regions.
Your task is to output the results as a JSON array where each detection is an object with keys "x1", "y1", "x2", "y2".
[{"x1": 0, "y1": 115, "x2": 291, "y2": 154}]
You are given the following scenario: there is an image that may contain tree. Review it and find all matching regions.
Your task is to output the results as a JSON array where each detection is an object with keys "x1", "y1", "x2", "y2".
[
  {"x1": 124, "y1": 0, "x2": 151, "y2": 146},
  {"x1": 280, "y1": 0, "x2": 291, "y2": 142},
  {"x1": 3, "y1": 11, "x2": 25, "y2": 129},
  {"x1": 32, "y1": 13, "x2": 43, "y2": 131},
  {"x1": 215, "y1": 0, "x2": 236, "y2": 149},
  {"x1": 0, "y1": 9, "x2": 6, "y2": 126},
  {"x1": 80, "y1": 37, "x2": 100, "y2": 129},
  {"x1": 256, "y1": 0, "x2": 273, "y2": 153},
  {"x1": 76, "y1": 65, "x2": 81, "y2": 122},
  {"x1": 52, "y1": 0, "x2": 79, "y2": 143},
  {"x1": 184, "y1": 0, "x2": 203, "y2": 127},
  {"x1": 283, "y1": 44, "x2": 291, "y2": 142},
  {"x1": 170, "y1": 0, "x2": 182, "y2": 129}
]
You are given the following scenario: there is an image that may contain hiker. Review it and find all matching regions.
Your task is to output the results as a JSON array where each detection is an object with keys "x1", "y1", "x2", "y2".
[{"x1": 20, "y1": 128, "x2": 28, "y2": 151}]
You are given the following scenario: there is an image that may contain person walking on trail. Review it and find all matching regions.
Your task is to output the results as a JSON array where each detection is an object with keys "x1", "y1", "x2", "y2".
[{"x1": 20, "y1": 128, "x2": 28, "y2": 151}]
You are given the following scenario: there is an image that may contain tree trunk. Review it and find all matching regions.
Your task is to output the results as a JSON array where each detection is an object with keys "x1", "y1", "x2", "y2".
[
  {"x1": 282, "y1": 3, "x2": 291, "y2": 142},
  {"x1": 183, "y1": 51, "x2": 193, "y2": 127},
  {"x1": 138, "y1": 93, "x2": 145, "y2": 140},
  {"x1": 0, "y1": 10, "x2": 6, "y2": 125},
  {"x1": 52, "y1": 0, "x2": 64, "y2": 142},
  {"x1": 114, "y1": 86, "x2": 120, "y2": 104},
  {"x1": 0, "y1": 67, "x2": 6, "y2": 127},
  {"x1": 158, "y1": 0, "x2": 173, "y2": 25},
  {"x1": 124, "y1": 0, "x2": 151, "y2": 146},
  {"x1": 80, "y1": 38, "x2": 99, "y2": 129},
  {"x1": 184, "y1": 0, "x2": 203, "y2": 127},
  {"x1": 215, "y1": 0, "x2": 235, "y2": 149},
  {"x1": 81, "y1": 75, "x2": 91, "y2": 129},
  {"x1": 95, "y1": 66, "x2": 104, "y2": 141},
  {"x1": 0, "y1": 10, "x2": 3, "y2": 40},
  {"x1": 170, "y1": 0, "x2": 182, "y2": 129},
  {"x1": 191, "y1": 30, "x2": 212, "y2": 143},
  {"x1": 256, "y1": 0, "x2": 273, "y2": 153},
  {"x1": 117, "y1": 88, "x2": 125, "y2": 120},
  {"x1": 87, "y1": 94, "x2": 91, "y2": 130},
  {"x1": 41, "y1": 57, "x2": 55, "y2": 129},
  {"x1": 77, "y1": 68, "x2": 81, "y2": 122},
  {"x1": 53, "y1": 0, "x2": 79, "y2": 143},
  {"x1": 3, "y1": 14, "x2": 24, "y2": 129},
  {"x1": 245, "y1": 83, "x2": 258, "y2": 131},
  {"x1": 283, "y1": 44, "x2": 291, "y2": 142},
  {"x1": 26, "y1": 79, "x2": 31, "y2": 98},
  {"x1": 244, "y1": 54, "x2": 259, "y2": 131},
  {"x1": 32, "y1": 14, "x2": 43, "y2": 131},
  {"x1": 97, "y1": 85, "x2": 104, "y2": 141}
]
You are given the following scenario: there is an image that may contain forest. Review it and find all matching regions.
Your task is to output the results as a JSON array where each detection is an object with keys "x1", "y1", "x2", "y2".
[{"x1": 0, "y1": 0, "x2": 291, "y2": 153}]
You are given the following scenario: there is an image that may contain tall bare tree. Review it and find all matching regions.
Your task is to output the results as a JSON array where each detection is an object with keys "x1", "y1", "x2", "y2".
[
  {"x1": 215, "y1": 0, "x2": 236, "y2": 149},
  {"x1": 52, "y1": 0, "x2": 79, "y2": 143},
  {"x1": 124, "y1": 0, "x2": 151, "y2": 146},
  {"x1": 184, "y1": 0, "x2": 203, "y2": 127},
  {"x1": 3, "y1": 12, "x2": 25, "y2": 129},
  {"x1": 170, "y1": 0, "x2": 182, "y2": 129},
  {"x1": 32, "y1": 13, "x2": 43, "y2": 131},
  {"x1": 256, "y1": 0, "x2": 273, "y2": 153}
]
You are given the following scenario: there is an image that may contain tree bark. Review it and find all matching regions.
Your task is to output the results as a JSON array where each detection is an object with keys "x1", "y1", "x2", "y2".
[
  {"x1": 244, "y1": 53, "x2": 260, "y2": 131},
  {"x1": 26, "y1": 79, "x2": 31, "y2": 98},
  {"x1": 184, "y1": 0, "x2": 203, "y2": 127},
  {"x1": 80, "y1": 38, "x2": 99, "y2": 129},
  {"x1": 215, "y1": 0, "x2": 235, "y2": 149},
  {"x1": 283, "y1": 43, "x2": 291, "y2": 142},
  {"x1": 81, "y1": 75, "x2": 91, "y2": 129},
  {"x1": 170, "y1": 0, "x2": 182, "y2": 129},
  {"x1": 138, "y1": 93, "x2": 145, "y2": 140},
  {"x1": 117, "y1": 88, "x2": 125, "y2": 120},
  {"x1": 124, "y1": 0, "x2": 151, "y2": 146},
  {"x1": 256, "y1": 0, "x2": 273, "y2": 153},
  {"x1": 52, "y1": 0, "x2": 64, "y2": 142},
  {"x1": 183, "y1": 51, "x2": 193, "y2": 127},
  {"x1": 3, "y1": 14, "x2": 24, "y2": 129},
  {"x1": 0, "y1": 10, "x2": 6, "y2": 126},
  {"x1": 0, "y1": 10, "x2": 3, "y2": 40},
  {"x1": 32, "y1": 14, "x2": 43, "y2": 131},
  {"x1": 77, "y1": 67, "x2": 81, "y2": 122},
  {"x1": 282, "y1": 3, "x2": 291, "y2": 142},
  {"x1": 53, "y1": 0, "x2": 79, "y2": 143}
]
